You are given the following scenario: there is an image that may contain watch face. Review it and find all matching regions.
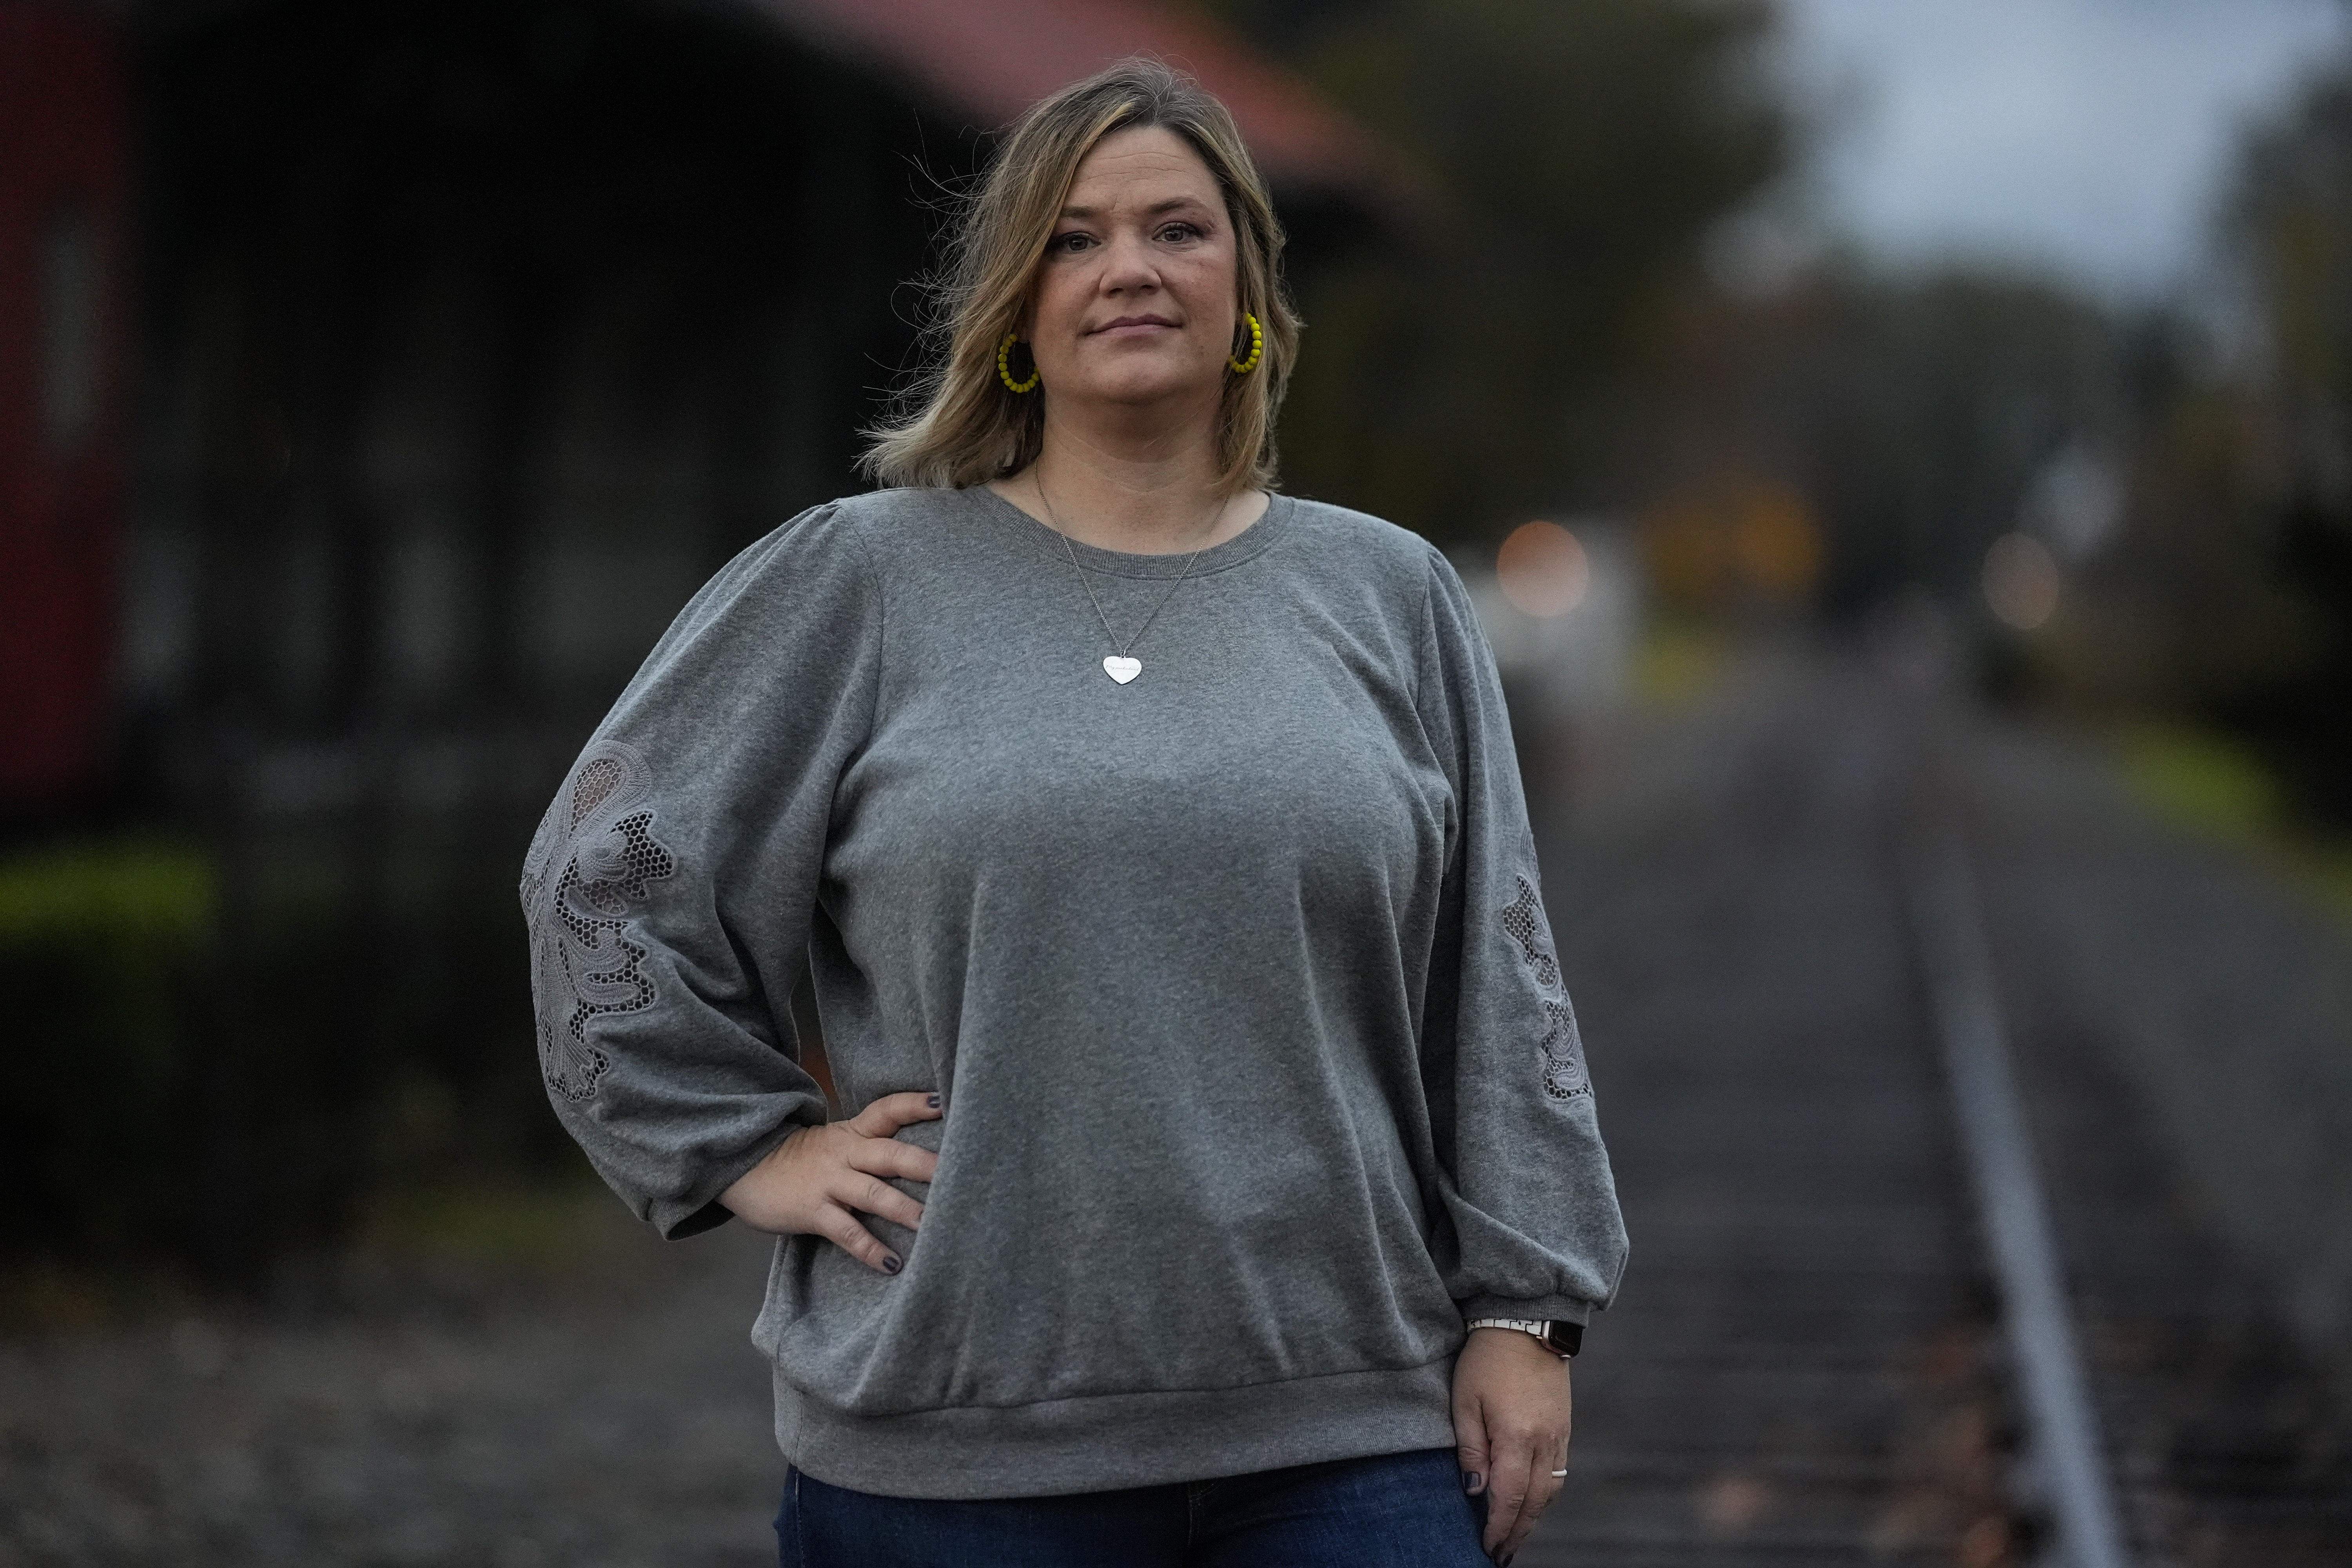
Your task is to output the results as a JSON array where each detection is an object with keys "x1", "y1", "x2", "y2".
[{"x1": 1543, "y1": 1321, "x2": 1583, "y2": 1358}]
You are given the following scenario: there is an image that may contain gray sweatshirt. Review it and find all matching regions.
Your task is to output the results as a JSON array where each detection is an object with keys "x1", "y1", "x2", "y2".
[{"x1": 521, "y1": 485, "x2": 1627, "y2": 1499}]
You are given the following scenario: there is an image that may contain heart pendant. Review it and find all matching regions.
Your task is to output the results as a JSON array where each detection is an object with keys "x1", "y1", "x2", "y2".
[{"x1": 1103, "y1": 656, "x2": 1142, "y2": 685}]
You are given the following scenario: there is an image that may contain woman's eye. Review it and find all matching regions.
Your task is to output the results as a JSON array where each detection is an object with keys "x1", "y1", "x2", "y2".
[
  {"x1": 1051, "y1": 232, "x2": 1094, "y2": 253},
  {"x1": 1157, "y1": 223, "x2": 1200, "y2": 243}
]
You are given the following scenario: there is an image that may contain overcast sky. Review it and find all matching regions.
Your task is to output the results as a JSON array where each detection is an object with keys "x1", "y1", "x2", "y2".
[{"x1": 1774, "y1": 0, "x2": 2352, "y2": 299}]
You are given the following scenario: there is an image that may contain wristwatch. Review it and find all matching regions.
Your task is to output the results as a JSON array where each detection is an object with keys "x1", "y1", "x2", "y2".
[{"x1": 1465, "y1": 1317, "x2": 1581, "y2": 1358}]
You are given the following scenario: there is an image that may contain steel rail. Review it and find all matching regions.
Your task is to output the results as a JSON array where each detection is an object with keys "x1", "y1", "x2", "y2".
[{"x1": 1906, "y1": 825, "x2": 2132, "y2": 1568}]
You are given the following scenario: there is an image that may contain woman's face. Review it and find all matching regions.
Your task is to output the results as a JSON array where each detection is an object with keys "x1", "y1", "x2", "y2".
[{"x1": 1025, "y1": 125, "x2": 1241, "y2": 417}]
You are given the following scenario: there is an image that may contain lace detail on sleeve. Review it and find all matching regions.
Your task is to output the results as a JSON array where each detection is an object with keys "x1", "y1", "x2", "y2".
[
  {"x1": 522, "y1": 740, "x2": 678, "y2": 1101},
  {"x1": 1500, "y1": 875, "x2": 1561, "y2": 989},
  {"x1": 1502, "y1": 874, "x2": 1590, "y2": 1101}
]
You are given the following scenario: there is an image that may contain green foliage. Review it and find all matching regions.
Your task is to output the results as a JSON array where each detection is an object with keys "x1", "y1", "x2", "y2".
[
  {"x1": 358, "y1": 1167, "x2": 621, "y2": 1276},
  {"x1": 0, "y1": 840, "x2": 214, "y2": 1261},
  {"x1": 2114, "y1": 722, "x2": 2352, "y2": 924},
  {"x1": 1256, "y1": 0, "x2": 1789, "y2": 540},
  {"x1": 2194, "y1": 57, "x2": 2352, "y2": 825},
  {"x1": 2116, "y1": 724, "x2": 2283, "y2": 844},
  {"x1": 0, "y1": 838, "x2": 213, "y2": 944},
  {"x1": 0, "y1": 829, "x2": 563, "y2": 1279},
  {"x1": 2232, "y1": 69, "x2": 2352, "y2": 438},
  {"x1": 1632, "y1": 619, "x2": 1728, "y2": 708}
]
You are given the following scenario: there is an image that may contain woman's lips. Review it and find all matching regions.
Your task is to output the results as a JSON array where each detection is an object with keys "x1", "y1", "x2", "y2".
[{"x1": 1089, "y1": 316, "x2": 1178, "y2": 337}]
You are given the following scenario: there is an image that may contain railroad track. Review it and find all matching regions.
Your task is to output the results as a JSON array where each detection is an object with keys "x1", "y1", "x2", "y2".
[{"x1": 1518, "y1": 650, "x2": 2352, "y2": 1568}]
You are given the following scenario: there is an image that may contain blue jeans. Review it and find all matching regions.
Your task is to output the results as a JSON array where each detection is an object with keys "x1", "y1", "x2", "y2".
[{"x1": 775, "y1": 1447, "x2": 1492, "y2": 1567}]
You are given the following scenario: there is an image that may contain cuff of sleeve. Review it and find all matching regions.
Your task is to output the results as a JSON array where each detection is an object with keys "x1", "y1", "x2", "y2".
[
  {"x1": 1459, "y1": 1294, "x2": 1597, "y2": 1326},
  {"x1": 667, "y1": 1197, "x2": 735, "y2": 1240},
  {"x1": 652, "y1": 1101, "x2": 826, "y2": 1241}
]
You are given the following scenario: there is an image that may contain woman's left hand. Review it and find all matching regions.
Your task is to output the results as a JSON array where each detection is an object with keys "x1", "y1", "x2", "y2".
[{"x1": 1452, "y1": 1327, "x2": 1573, "y2": 1565}]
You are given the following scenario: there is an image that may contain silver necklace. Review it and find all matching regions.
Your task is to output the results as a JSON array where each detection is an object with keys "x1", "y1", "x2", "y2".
[{"x1": 1036, "y1": 477, "x2": 1220, "y2": 685}]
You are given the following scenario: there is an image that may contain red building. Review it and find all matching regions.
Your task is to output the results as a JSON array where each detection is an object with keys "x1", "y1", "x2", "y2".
[
  {"x1": 0, "y1": 0, "x2": 1390, "y2": 1274},
  {"x1": 0, "y1": 0, "x2": 128, "y2": 808},
  {"x1": 0, "y1": 0, "x2": 1382, "y2": 818}
]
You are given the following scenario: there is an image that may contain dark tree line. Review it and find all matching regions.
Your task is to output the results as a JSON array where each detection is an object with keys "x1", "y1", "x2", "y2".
[{"x1": 1218, "y1": 0, "x2": 1790, "y2": 541}]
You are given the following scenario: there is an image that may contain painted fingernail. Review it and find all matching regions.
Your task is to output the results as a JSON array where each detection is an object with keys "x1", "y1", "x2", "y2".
[
  {"x1": 1463, "y1": 1472, "x2": 1483, "y2": 1495},
  {"x1": 926, "y1": 1093, "x2": 941, "y2": 1109},
  {"x1": 881, "y1": 1254, "x2": 902, "y2": 1274}
]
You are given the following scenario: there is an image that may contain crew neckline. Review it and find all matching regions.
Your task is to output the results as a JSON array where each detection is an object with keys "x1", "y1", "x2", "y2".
[{"x1": 970, "y1": 485, "x2": 1294, "y2": 579}]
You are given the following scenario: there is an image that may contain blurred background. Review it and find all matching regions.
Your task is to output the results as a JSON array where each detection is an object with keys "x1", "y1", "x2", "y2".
[{"x1": 4, "y1": 0, "x2": 2350, "y2": 1563}]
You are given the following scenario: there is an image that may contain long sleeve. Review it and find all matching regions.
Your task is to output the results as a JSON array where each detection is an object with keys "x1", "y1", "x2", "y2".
[
  {"x1": 519, "y1": 503, "x2": 882, "y2": 1239},
  {"x1": 1416, "y1": 548, "x2": 1629, "y2": 1324}
]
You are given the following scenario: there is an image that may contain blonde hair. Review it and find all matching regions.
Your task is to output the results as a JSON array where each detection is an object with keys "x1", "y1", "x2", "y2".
[{"x1": 860, "y1": 58, "x2": 1299, "y2": 494}]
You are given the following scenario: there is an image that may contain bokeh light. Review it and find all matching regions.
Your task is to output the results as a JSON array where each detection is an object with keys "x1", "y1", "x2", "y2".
[
  {"x1": 1497, "y1": 521, "x2": 1591, "y2": 617},
  {"x1": 1982, "y1": 532, "x2": 2061, "y2": 630}
]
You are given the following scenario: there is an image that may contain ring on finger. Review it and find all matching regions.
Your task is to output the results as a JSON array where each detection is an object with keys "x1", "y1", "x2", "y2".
[{"x1": 1548, "y1": 1468, "x2": 1568, "y2": 1477}]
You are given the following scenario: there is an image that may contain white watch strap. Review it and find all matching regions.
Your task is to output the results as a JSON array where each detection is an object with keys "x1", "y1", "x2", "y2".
[{"x1": 1465, "y1": 1316, "x2": 1550, "y2": 1338}]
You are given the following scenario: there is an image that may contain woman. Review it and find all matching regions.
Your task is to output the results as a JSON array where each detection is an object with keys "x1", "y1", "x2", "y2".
[{"x1": 522, "y1": 59, "x2": 1626, "y2": 1568}]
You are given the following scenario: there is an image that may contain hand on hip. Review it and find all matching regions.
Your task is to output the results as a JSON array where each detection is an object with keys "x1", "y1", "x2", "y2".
[{"x1": 720, "y1": 1092, "x2": 942, "y2": 1274}]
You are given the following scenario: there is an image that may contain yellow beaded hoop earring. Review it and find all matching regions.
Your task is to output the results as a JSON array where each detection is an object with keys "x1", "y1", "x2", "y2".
[
  {"x1": 1227, "y1": 312, "x2": 1263, "y2": 375},
  {"x1": 997, "y1": 332, "x2": 1041, "y2": 394}
]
